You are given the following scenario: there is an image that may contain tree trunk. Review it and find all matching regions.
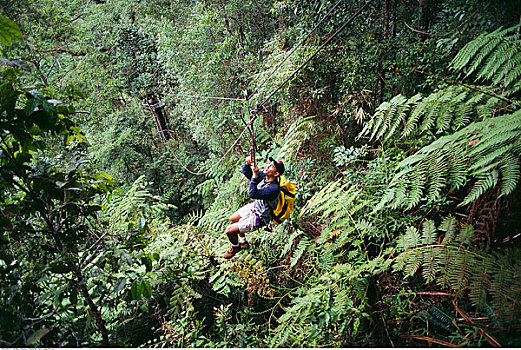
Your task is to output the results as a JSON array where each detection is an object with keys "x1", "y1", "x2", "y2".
[
  {"x1": 418, "y1": 0, "x2": 436, "y2": 41},
  {"x1": 74, "y1": 268, "x2": 110, "y2": 346},
  {"x1": 383, "y1": 0, "x2": 389, "y2": 40}
]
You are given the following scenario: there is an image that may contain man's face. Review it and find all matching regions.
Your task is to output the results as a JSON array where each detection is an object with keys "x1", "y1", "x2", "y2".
[{"x1": 264, "y1": 162, "x2": 279, "y2": 177}]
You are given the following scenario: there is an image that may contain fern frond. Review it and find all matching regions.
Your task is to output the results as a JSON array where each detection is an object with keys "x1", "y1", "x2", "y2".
[
  {"x1": 422, "y1": 245, "x2": 440, "y2": 283},
  {"x1": 290, "y1": 237, "x2": 310, "y2": 268},
  {"x1": 393, "y1": 219, "x2": 521, "y2": 329},
  {"x1": 276, "y1": 115, "x2": 315, "y2": 163},
  {"x1": 360, "y1": 84, "x2": 502, "y2": 146},
  {"x1": 499, "y1": 153, "x2": 521, "y2": 196},
  {"x1": 451, "y1": 31, "x2": 488, "y2": 70},
  {"x1": 448, "y1": 247, "x2": 474, "y2": 292},
  {"x1": 468, "y1": 259, "x2": 490, "y2": 309},
  {"x1": 456, "y1": 224, "x2": 474, "y2": 245},
  {"x1": 451, "y1": 24, "x2": 521, "y2": 95},
  {"x1": 429, "y1": 305, "x2": 456, "y2": 333},
  {"x1": 403, "y1": 96, "x2": 427, "y2": 138},
  {"x1": 440, "y1": 216, "x2": 457, "y2": 244},
  {"x1": 421, "y1": 220, "x2": 437, "y2": 245},
  {"x1": 377, "y1": 110, "x2": 521, "y2": 209},
  {"x1": 463, "y1": 169, "x2": 499, "y2": 204},
  {"x1": 386, "y1": 94, "x2": 421, "y2": 141}
]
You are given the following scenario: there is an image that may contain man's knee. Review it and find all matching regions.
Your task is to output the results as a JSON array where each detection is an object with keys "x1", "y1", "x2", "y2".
[{"x1": 230, "y1": 213, "x2": 241, "y2": 223}]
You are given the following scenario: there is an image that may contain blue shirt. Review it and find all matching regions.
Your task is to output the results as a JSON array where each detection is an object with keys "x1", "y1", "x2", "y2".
[{"x1": 241, "y1": 163, "x2": 280, "y2": 225}]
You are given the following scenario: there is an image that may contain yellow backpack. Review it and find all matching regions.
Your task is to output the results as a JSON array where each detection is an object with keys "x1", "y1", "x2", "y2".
[{"x1": 271, "y1": 175, "x2": 296, "y2": 224}]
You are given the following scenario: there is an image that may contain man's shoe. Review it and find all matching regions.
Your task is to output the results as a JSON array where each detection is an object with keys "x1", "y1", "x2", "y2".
[
  {"x1": 239, "y1": 241, "x2": 250, "y2": 250},
  {"x1": 223, "y1": 245, "x2": 241, "y2": 259}
]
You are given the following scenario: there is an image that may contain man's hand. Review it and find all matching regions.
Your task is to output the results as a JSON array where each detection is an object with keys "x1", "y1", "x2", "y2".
[
  {"x1": 245, "y1": 154, "x2": 252, "y2": 165},
  {"x1": 251, "y1": 163, "x2": 259, "y2": 178}
]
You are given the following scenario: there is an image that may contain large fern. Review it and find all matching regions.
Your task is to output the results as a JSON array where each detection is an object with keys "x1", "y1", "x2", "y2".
[
  {"x1": 451, "y1": 25, "x2": 521, "y2": 96},
  {"x1": 376, "y1": 109, "x2": 521, "y2": 209},
  {"x1": 300, "y1": 180, "x2": 380, "y2": 250},
  {"x1": 359, "y1": 86, "x2": 499, "y2": 143},
  {"x1": 102, "y1": 175, "x2": 173, "y2": 232},
  {"x1": 275, "y1": 115, "x2": 315, "y2": 162},
  {"x1": 362, "y1": 26, "x2": 521, "y2": 209},
  {"x1": 360, "y1": 25, "x2": 521, "y2": 146},
  {"x1": 393, "y1": 217, "x2": 521, "y2": 329}
]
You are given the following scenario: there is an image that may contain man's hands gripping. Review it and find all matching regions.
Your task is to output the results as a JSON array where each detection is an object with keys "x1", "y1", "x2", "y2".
[{"x1": 245, "y1": 153, "x2": 259, "y2": 178}]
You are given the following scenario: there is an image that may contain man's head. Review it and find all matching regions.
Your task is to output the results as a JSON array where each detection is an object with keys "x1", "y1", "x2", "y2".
[{"x1": 265, "y1": 157, "x2": 285, "y2": 178}]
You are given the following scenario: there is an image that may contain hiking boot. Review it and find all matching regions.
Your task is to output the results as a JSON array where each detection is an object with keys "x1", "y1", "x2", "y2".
[
  {"x1": 239, "y1": 241, "x2": 250, "y2": 250},
  {"x1": 223, "y1": 245, "x2": 241, "y2": 259}
]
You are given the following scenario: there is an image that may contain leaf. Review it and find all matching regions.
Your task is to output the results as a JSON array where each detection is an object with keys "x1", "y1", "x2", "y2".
[
  {"x1": 27, "y1": 328, "x2": 50, "y2": 345},
  {"x1": 131, "y1": 279, "x2": 142, "y2": 300},
  {"x1": 141, "y1": 279, "x2": 152, "y2": 299},
  {"x1": 141, "y1": 255, "x2": 153, "y2": 272},
  {"x1": 114, "y1": 277, "x2": 127, "y2": 293},
  {"x1": 0, "y1": 17, "x2": 23, "y2": 47}
]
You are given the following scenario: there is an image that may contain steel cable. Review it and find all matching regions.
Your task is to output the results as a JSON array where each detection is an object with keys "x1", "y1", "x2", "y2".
[{"x1": 166, "y1": 0, "x2": 374, "y2": 175}]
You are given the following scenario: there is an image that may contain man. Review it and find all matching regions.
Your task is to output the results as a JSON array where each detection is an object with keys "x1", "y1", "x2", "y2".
[{"x1": 223, "y1": 155, "x2": 285, "y2": 259}]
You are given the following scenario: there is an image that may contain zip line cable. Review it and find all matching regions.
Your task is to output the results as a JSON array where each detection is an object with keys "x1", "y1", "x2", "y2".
[
  {"x1": 258, "y1": 0, "x2": 374, "y2": 108},
  {"x1": 176, "y1": 94, "x2": 246, "y2": 101},
  {"x1": 248, "y1": 0, "x2": 344, "y2": 101},
  {"x1": 173, "y1": 0, "x2": 344, "y2": 103},
  {"x1": 164, "y1": 121, "x2": 252, "y2": 176},
  {"x1": 246, "y1": 0, "x2": 375, "y2": 165},
  {"x1": 162, "y1": 0, "x2": 374, "y2": 175}
]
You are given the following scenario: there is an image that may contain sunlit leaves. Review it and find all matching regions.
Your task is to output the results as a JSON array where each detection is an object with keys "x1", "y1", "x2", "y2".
[{"x1": 0, "y1": 17, "x2": 23, "y2": 48}]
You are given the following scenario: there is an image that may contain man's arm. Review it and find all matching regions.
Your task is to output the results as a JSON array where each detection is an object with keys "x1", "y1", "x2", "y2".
[{"x1": 241, "y1": 163, "x2": 253, "y2": 180}]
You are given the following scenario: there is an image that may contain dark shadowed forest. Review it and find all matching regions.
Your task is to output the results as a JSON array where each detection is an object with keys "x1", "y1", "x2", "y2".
[{"x1": 1, "y1": 0, "x2": 521, "y2": 347}]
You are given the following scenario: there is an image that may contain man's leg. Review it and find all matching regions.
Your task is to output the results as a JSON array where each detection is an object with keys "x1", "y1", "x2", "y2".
[
  {"x1": 228, "y1": 211, "x2": 244, "y2": 243},
  {"x1": 224, "y1": 204, "x2": 254, "y2": 258},
  {"x1": 223, "y1": 223, "x2": 241, "y2": 259},
  {"x1": 229, "y1": 204, "x2": 251, "y2": 241},
  {"x1": 225, "y1": 223, "x2": 240, "y2": 245},
  {"x1": 230, "y1": 212, "x2": 241, "y2": 224}
]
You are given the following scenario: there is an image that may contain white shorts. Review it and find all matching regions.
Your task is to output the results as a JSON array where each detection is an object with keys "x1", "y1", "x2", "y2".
[{"x1": 236, "y1": 202, "x2": 260, "y2": 233}]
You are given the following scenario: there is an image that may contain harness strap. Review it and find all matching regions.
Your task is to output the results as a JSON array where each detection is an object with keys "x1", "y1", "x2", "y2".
[{"x1": 281, "y1": 188, "x2": 295, "y2": 198}]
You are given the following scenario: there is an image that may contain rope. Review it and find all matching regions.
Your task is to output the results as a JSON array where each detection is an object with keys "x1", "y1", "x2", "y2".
[
  {"x1": 176, "y1": 93, "x2": 246, "y2": 101},
  {"x1": 161, "y1": 0, "x2": 374, "y2": 175},
  {"x1": 258, "y1": 0, "x2": 375, "y2": 108},
  {"x1": 247, "y1": 103, "x2": 267, "y2": 165},
  {"x1": 248, "y1": 0, "x2": 344, "y2": 101},
  {"x1": 167, "y1": 122, "x2": 252, "y2": 176}
]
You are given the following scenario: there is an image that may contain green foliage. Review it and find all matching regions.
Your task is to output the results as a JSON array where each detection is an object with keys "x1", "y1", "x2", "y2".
[
  {"x1": 4, "y1": 0, "x2": 521, "y2": 348},
  {"x1": 275, "y1": 115, "x2": 316, "y2": 163},
  {"x1": 452, "y1": 25, "x2": 521, "y2": 96},
  {"x1": 0, "y1": 17, "x2": 23, "y2": 48},
  {"x1": 360, "y1": 25, "x2": 521, "y2": 146},
  {"x1": 198, "y1": 169, "x2": 247, "y2": 233},
  {"x1": 0, "y1": 67, "x2": 112, "y2": 346},
  {"x1": 102, "y1": 175, "x2": 173, "y2": 232},
  {"x1": 364, "y1": 25, "x2": 521, "y2": 210},
  {"x1": 377, "y1": 109, "x2": 521, "y2": 209},
  {"x1": 359, "y1": 86, "x2": 500, "y2": 144},
  {"x1": 393, "y1": 217, "x2": 521, "y2": 330}
]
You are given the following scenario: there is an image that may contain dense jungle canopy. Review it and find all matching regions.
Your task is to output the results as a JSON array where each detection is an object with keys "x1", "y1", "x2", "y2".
[{"x1": 1, "y1": 0, "x2": 521, "y2": 347}]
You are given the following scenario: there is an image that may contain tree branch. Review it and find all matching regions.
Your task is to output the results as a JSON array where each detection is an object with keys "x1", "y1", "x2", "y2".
[{"x1": 38, "y1": 47, "x2": 86, "y2": 56}]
